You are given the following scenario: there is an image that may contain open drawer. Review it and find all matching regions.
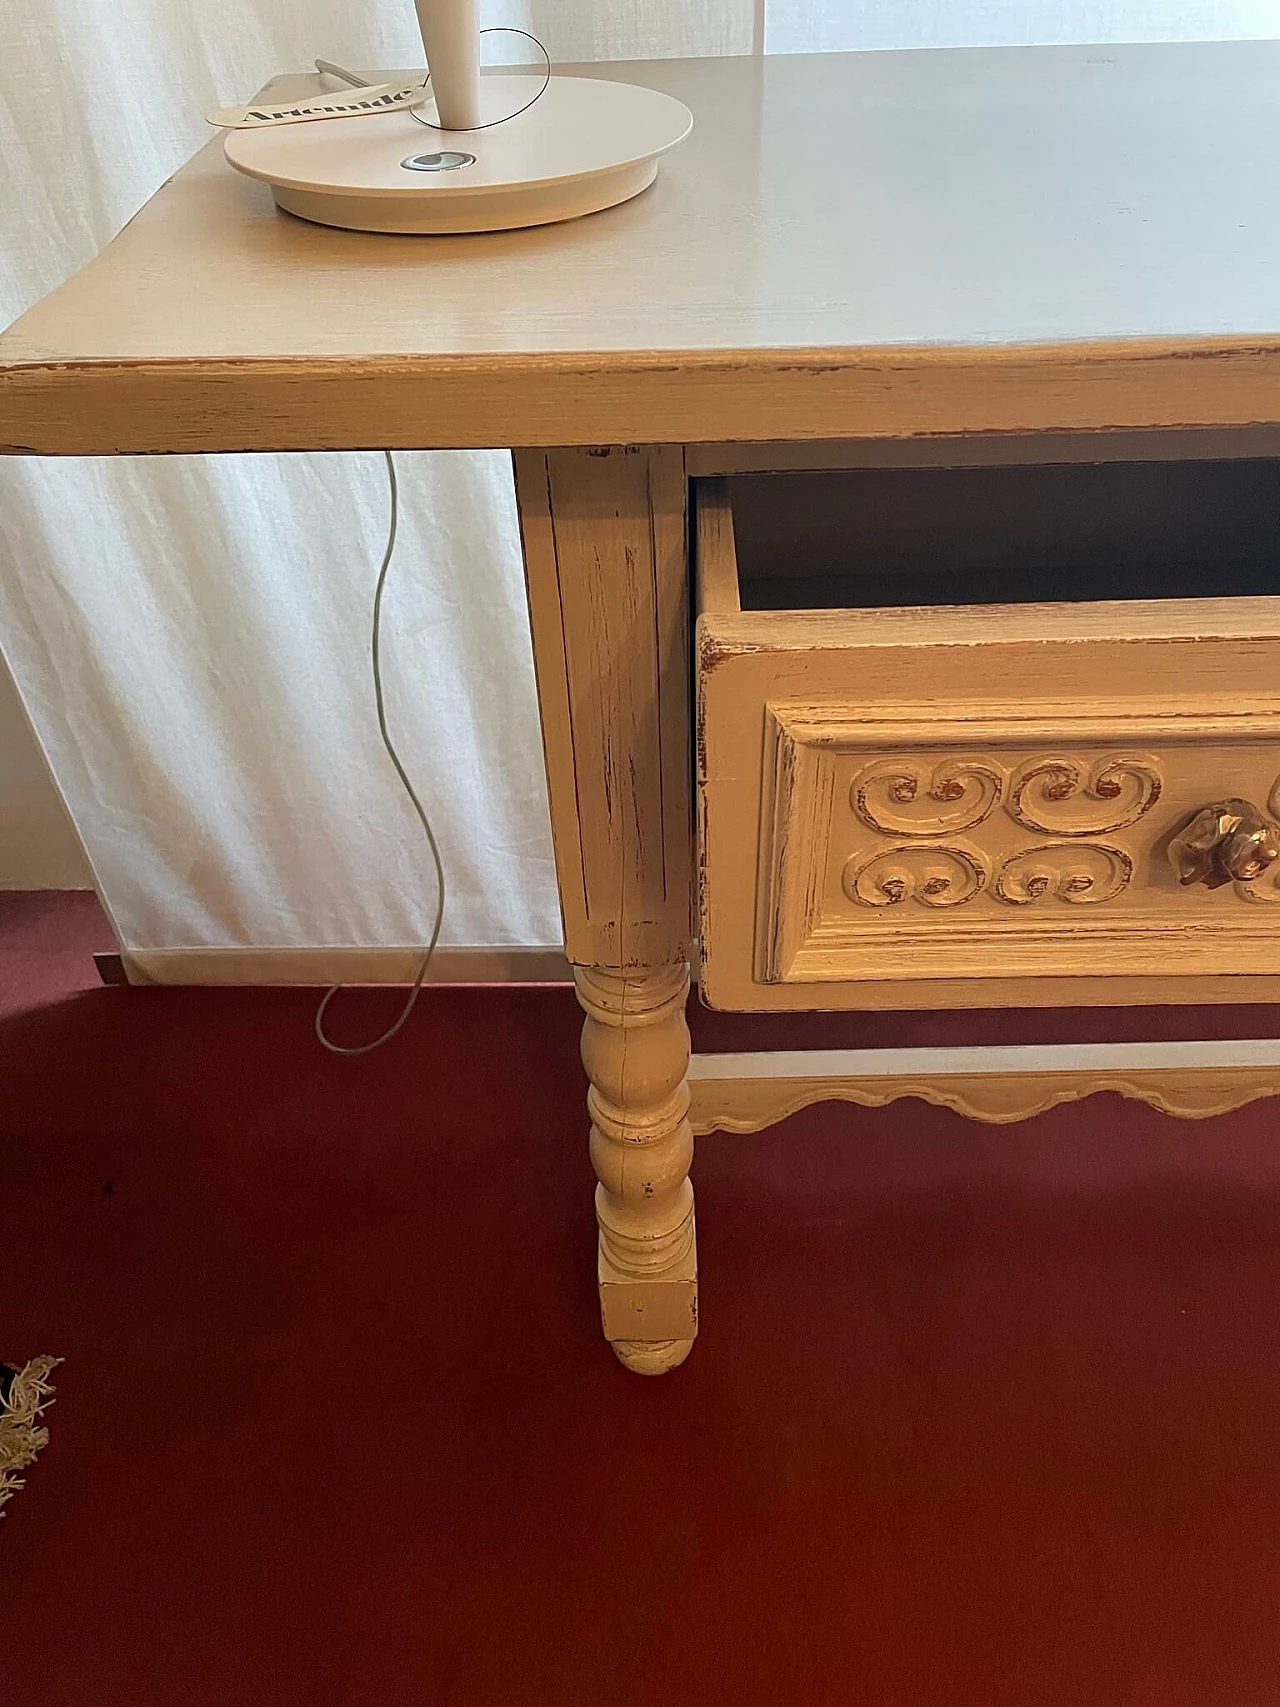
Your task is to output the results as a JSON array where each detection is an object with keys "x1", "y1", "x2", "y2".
[{"x1": 694, "y1": 462, "x2": 1280, "y2": 1011}]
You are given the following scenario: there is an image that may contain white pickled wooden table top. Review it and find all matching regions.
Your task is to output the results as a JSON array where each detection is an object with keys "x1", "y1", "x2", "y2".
[{"x1": 6, "y1": 43, "x2": 1280, "y2": 453}]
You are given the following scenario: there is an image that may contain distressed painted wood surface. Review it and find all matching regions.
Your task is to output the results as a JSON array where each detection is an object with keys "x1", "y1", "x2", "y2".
[
  {"x1": 579, "y1": 965, "x2": 697, "y2": 1375},
  {"x1": 13, "y1": 46, "x2": 1280, "y2": 451},
  {"x1": 690, "y1": 1065, "x2": 1280, "y2": 1131},
  {"x1": 517, "y1": 447, "x2": 696, "y2": 1373},
  {"x1": 515, "y1": 446, "x2": 691, "y2": 970},
  {"x1": 688, "y1": 1040, "x2": 1280, "y2": 1129}
]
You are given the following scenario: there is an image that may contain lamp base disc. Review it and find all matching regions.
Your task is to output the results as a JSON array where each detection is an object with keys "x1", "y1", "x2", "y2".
[{"x1": 224, "y1": 74, "x2": 693, "y2": 234}]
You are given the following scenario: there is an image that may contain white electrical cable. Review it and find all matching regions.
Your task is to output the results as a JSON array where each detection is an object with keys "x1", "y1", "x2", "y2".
[
  {"x1": 314, "y1": 60, "x2": 371, "y2": 88},
  {"x1": 309, "y1": 43, "x2": 551, "y2": 1054},
  {"x1": 315, "y1": 451, "x2": 446, "y2": 1054}
]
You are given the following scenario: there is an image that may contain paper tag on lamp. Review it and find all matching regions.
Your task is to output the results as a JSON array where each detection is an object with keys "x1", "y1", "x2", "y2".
[{"x1": 207, "y1": 77, "x2": 429, "y2": 129}]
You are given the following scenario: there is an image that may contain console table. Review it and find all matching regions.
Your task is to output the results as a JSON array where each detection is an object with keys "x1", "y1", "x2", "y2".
[{"x1": 7, "y1": 43, "x2": 1280, "y2": 1373}]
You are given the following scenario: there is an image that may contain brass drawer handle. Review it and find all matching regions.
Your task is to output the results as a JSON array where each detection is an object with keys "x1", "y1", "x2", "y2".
[{"x1": 1171, "y1": 800, "x2": 1280, "y2": 890}]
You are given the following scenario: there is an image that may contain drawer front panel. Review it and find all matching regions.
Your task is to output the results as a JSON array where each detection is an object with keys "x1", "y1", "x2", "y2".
[
  {"x1": 696, "y1": 601, "x2": 1280, "y2": 1009},
  {"x1": 760, "y1": 704, "x2": 1280, "y2": 985}
]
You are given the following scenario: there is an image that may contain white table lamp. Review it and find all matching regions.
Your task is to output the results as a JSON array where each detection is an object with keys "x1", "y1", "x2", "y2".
[{"x1": 222, "y1": 0, "x2": 693, "y2": 234}]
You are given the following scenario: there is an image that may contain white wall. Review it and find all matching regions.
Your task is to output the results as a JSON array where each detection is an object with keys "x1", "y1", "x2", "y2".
[{"x1": 0, "y1": 658, "x2": 91, "y2": 888}]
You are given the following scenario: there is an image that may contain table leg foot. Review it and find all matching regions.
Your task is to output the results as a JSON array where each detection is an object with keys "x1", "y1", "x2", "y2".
[{"x1": 611, "y1": 1338, "x2": 695, "y2": 1376}]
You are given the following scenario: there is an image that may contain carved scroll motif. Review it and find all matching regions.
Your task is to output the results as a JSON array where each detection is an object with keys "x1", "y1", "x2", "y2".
[
  {"x1": 992, "y1": 842, "x2": 1133, "y2": 906},
  {"x1": 850, "y1": 752, "x2": 1162, "y2": 840},
  {"x1": 843, "y1": 844, "x2": 989, "y2": 909},
  {"x1": 1006, "y1": 755, "x2": 1162, "y2": 837},
  {"x1": 850, "y1": 759, "x2": 1003, "y2": 837}
]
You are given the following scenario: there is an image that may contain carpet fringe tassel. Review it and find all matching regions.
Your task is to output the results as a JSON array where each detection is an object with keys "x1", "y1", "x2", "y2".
[{"x1": 0, "y1": 1356, "x2": 61, "y2": 1516}]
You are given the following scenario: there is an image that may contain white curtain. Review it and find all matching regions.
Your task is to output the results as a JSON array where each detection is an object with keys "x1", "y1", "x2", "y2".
[
  {"x1": 1, "y1": 2, "x2": 1272, "y2": 978},
  {"x1": 769, "y1": 2, "x2": 1280, "y2": 53}
]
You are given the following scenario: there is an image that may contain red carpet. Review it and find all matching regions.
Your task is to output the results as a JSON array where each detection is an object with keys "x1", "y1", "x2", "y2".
[{"x1": 5, "y1": 894, "x2": 1280, "y2": 1705}]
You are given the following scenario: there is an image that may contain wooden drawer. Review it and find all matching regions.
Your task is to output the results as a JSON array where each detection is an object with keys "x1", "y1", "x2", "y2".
[{"x1": 694, "y1": 464, "x2": 1280, "y2": 1011}]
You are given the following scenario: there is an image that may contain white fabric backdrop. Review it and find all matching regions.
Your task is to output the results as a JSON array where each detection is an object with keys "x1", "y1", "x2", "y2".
[
  {"x1": 1, "y1": 3, "x2": 1274, "y2": 976},
  {"x1": 0, "y1": 0, "x2": 751, "y2": 974},
  {"x1": 769, "y1": 2, "x2": 1280, "y2": 53}
]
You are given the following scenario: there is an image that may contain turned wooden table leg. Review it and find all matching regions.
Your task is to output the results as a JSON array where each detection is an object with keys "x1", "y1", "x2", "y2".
[
  {"x1": 577, "y1": 963, "x2": 697, "y2": 1374},
  {"x1": 515, "y1": 444, "x2": 694, "y2": 1370}
]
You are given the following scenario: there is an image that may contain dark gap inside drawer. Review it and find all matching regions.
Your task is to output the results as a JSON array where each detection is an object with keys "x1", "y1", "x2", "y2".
[{"x1": 727, "y1": 460, "x2": 1280, "y2": 610}]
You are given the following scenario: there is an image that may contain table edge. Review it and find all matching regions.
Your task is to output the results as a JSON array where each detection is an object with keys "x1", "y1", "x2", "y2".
[{"x1": 6, "y1": 336, "x2": 1280, "y2": 454}]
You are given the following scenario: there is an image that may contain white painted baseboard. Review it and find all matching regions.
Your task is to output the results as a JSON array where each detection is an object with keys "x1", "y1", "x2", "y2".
[{"x1": 121, "y1": 944, "x2": 572, "y2": 985}]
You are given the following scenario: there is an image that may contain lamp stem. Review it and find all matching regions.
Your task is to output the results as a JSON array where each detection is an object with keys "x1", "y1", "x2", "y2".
[{"x1": 414, "y1": 0, "x2": 482, "y2": 130}]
